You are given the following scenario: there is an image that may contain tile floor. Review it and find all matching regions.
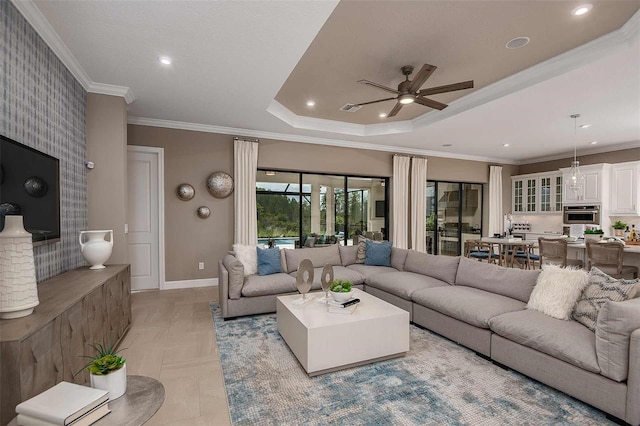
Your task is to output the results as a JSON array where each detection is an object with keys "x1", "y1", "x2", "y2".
[{"x1": 121, "y1": 286, "x2": 231, "y2": 425}]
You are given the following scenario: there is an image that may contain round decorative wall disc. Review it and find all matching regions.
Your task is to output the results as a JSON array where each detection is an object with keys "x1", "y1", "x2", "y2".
[
  {"x1": 206, "y1": 172, "x2": 233, "y2": 198},
  {"x1": 176, "y1": 184, "x2": 195, "y2": 201}
]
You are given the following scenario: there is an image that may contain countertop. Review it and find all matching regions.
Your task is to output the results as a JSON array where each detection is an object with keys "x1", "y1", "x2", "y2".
[{"x1": 566, "y1": 241, "x2": 640, "y2": 253}]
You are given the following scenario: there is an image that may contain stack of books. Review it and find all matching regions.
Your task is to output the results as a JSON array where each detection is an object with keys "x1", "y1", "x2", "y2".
[
  {"x1": 15, "y1": 382, "x2": 110, "y2": 426},
  {"x1": 327, "y1": 298, "x2": 360, "y2": 314}
]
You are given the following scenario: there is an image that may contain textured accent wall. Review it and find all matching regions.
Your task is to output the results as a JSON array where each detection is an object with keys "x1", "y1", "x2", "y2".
[{"x1": 0, "y1": 1, "x2": 87, "y2": 281}]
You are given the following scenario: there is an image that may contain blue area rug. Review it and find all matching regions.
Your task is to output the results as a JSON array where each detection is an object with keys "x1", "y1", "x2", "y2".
[{"x1": 210, "y1": 304, "x2": 613, "y2": 426}]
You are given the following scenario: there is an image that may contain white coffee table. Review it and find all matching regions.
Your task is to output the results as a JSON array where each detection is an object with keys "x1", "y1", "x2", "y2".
[{"x1": 276, "y1": 289, "x2": 410, "y2": 376}]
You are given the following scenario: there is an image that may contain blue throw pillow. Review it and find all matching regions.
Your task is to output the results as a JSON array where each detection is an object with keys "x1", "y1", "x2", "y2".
[
  {"x1": 364, "y1": 240, "x2": 392, "y2": 267},
  {"x1": 257, "y1": 247, "x2": 282, "y2": 276}
]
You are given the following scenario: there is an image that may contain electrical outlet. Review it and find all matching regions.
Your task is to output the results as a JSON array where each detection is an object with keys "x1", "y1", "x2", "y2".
[{"x1": 198, "y1": 262, "x2": 205, "y2": 270}]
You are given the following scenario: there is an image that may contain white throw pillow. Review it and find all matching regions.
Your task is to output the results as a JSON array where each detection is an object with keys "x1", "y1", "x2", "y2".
[
  {"x1": 527, "y1": 264, "x2": 589, "y2": 320},
  {"x1": 232, "y1": 244, "x2": 258, "y2": 276}
]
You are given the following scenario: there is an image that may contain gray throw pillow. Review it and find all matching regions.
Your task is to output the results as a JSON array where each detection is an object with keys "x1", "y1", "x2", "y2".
[
  {"x1": 572, "y1": 267, "x2": 639, "y2": 332},
  {"x1": 223, "y1": 254, "x2": 245, "y2": 300},
  {"x1": 355, "y1": 235, "x2": 366, "y2": 264}
]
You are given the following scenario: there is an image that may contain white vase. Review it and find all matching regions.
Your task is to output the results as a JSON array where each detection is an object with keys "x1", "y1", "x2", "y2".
[
  {"x1": 79, "y1": 230, "x2": 113, "y2": 269},
  {"x1": 90, "y1": 363, "x2": 127, "y2": 400},
  {"x1": 0, "y1": 216, "x2": 39, "y2": 319}
]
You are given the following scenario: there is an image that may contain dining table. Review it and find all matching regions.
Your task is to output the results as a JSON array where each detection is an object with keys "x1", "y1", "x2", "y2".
[{"x1": 480, "y1": 237, "x2": 538, "y2": 268}]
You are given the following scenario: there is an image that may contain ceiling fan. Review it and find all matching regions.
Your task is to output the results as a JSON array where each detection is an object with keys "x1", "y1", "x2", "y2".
[{"x1": 356, "y1": 64, "x2": 474, "y2": 117}]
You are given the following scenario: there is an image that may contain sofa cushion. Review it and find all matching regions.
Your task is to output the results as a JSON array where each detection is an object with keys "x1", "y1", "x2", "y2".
[
  {"x1": 283, "y1": 245, "x2": 341, "y2": 273},
  {"x1": 527, "y1": 265, "x2": 589, "y2": 320},
  {"x1": 365, "y1": 271, "x2": 449, "y2": 300},
  {"x1": 404, "y1": 251, "x2": 460, "y2": 284},
  {"x1": 223, "y1": 254, "x2": 244, "y2": 300},
  {"x1": 339, "y1": 245, "x2": 358, "y2": 266},
  {"x1": 390, "y1": 247, "x2": 409, "y2": 271},
  {"x1": 413, "y1": 286, "x2": 526, "y2": 329},
  {"x1": 572, "y1": 267, "x2": 639, "y2": 332},
  {"x1": 232, "y1": 243, "x2": 259, "y2": 276},
  {"x1": 596, "y1": 298, "x2": 640, "y2": 382},
  {"x1": 290, "y1": 266, "x2": 364, "y2": 290},
  {"x1": 489, "y1": 309, "x2": 600, "y2": 373},
  {"x1": 347, "y1": 264, "x2": 397, "y2": 280},
  {"x1": 257, "y1": 247, "x2": 282, "y2": 276},
  {"x1": 241, "y1": 273, "x2": 297, "y2": 297},
  {"x1": 455, "y1": 256, "x2": 540, "y2": 303},
  {"x1": 365, "y1": 240, "x2": 392, "y2": 266}
]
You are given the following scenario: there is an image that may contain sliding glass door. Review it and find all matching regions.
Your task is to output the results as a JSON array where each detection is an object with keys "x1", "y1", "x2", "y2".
[{"x1": 427, "y1": 181, "x2": 483, "y2": 256}]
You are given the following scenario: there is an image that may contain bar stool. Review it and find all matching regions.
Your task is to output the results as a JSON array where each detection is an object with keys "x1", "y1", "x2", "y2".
[
  {"x1": 586, "y1": 240, "x2": 638, "y2": 279},
  {"x1": 538, "y1": 237, "x2": 583, "y2": 269}
]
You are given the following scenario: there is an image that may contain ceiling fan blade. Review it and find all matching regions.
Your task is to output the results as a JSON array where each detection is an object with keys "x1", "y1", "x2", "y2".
[
  {"x1": 358, "y1": 79, "x2": 401, "y2": 95},
  {"x1": 356, "y1": 96, "x2": 397, "y2": 107},
  {"x1": 417, "y1": 80, "x2": 474, "y2": 97},
  {"x1": 388, "y1": 102, "x2": 404, "y2": 117},
  {"x1": 408, "y1": 64, "x2": 437, "y2": 93},
  {"x1": 414, "y1": 96, "x2": 448, "y2": 110}
]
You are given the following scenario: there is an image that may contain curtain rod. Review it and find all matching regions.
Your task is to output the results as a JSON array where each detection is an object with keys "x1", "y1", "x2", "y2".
[{"x1": 234, "y1": 136, "x2": 259, "y2": 143}]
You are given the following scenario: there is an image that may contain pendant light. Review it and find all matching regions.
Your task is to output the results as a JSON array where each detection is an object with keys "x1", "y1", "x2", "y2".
[{"x1": 567, "y1": 114, "x2": 585, "y2": 196}]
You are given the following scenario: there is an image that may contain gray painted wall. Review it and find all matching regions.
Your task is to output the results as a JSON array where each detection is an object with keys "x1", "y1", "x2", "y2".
[{"x1": 0, "y1": 1, "x2": 87, "y2": 281}]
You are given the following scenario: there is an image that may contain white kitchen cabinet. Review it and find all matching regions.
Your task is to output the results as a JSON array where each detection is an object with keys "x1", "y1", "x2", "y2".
[
  {"x1": 561, "y1": 164, "x2": 610, "y2": 205},
  {"x1": 511, "y1": 172, "x2": 562, "y2": 214},
  {"x1": 610, "y1": 161, "x2": 640, "y2": 215}
]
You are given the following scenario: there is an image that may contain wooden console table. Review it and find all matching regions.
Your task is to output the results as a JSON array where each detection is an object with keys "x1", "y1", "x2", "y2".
[{"x1": 0, "y1": 265, "x2": 131, "y2": 426}]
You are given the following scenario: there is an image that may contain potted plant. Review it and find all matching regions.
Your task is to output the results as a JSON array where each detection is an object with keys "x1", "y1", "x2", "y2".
[
  {"x1": 612, "y1": 220, "x2": 627, "y2": 237},
  {"x1": 75, "y1": 341, "x2": 127, "y2": 400},
  {"x1": 330, "y1": 280, "x2": 353, "y2": 302},
  {"x1": 584, "y1": 228, "x2": 604, "y2": 241}
]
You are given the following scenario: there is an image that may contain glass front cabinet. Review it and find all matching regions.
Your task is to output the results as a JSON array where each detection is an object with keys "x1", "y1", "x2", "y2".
[{"x1": 512, "y1": 172, "x2": 562, "y2": 214}]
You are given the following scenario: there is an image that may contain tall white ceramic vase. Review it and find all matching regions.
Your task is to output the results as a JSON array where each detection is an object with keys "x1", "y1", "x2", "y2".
[
  {"x1": 79, "y1": 230, "x2": 113, "y2": 270},
  {"x1": 0, "y1": 215, "x2": 39, "y2": 319}
]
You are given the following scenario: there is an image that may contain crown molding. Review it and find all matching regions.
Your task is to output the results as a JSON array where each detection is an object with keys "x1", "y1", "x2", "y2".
[
  {"x1": 88, "y1": 83, "x2": 135, "y2": 104},
  {"x1": 268, "y1": 9, "x2": 640, "y2": 136},
  {"x1": 128, "y1": 116, "x2": 519, "y2": 165},
  {"x1": 10, "y1": 0, "x2": 92, "y2": 89},
  {"x1": 519, "y1": 140, "x2": 640, "y2": 164},
  {"x1": 11, "y1": 0, "x2": 135, "y2": 103}
]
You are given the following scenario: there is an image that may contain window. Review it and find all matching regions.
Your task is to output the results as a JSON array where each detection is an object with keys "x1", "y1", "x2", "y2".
[{"x1": 257, "y1": 170, "x2": 388, "y2": 248}]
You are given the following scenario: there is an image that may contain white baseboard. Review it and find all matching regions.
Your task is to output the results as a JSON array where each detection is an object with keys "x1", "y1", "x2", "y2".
[{"x1": 162, "y1": 278, "x2": 218, "y2": 290}]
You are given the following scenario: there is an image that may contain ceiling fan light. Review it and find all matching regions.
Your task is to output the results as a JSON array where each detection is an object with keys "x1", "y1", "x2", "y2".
[{"x1": 399, "y1": 94, "x2": 415, "y2": 104}]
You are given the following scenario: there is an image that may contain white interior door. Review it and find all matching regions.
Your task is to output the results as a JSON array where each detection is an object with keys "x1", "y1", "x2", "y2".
[{"x1": 127, "y1": 146, "x2": 164, "y2": 290}]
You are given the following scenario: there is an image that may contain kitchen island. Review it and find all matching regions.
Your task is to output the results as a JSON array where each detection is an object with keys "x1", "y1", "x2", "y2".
[{"x1": 566, "y1": 241, "x2": 640, "y2": 273}]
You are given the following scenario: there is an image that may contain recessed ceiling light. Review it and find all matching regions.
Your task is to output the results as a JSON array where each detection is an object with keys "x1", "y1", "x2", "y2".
[
  {"x1": 379, "y1": 113, "x2": 387, "y2": 118},
  {"x1": 503, "y1": 143, "x2": 510, "y2": 147},
  {"x1": 505, "y1": 37, "x2": 530, "y2": 49},
  {"x1": 158, "y1": 56, "x2": 172, "y2": 65},
  {"x1": 306, "y1": 100, "x2": 316, "y2": 107},
  {"x1": 590, "y1": 141, "x2": 598, "y2": 145},
  {"x1": 572, "y1": 4, "x2": 592, "y2": 16},
  {"x1": 579, "y1": 124, "x2": 591, "y2": 128},
  {"x1": 442, "y1": 144, "x2": 452, "y2": 147}
]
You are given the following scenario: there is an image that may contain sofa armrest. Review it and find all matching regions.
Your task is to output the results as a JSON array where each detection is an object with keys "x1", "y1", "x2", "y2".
[
  {"x1": 626, "y1": 328, "x2": 640, "y2": 426},
  {"x1": 218, "y1": 260, "x2": 230, "y2": 319}
]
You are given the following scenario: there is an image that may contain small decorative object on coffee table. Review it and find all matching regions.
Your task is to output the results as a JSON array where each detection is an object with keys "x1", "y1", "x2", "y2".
[
  {"x1": 293, "y1": 259, "x2": 315, "y2": 305},
  {"x1": 330, "y1": 280, "x2": 353, "y2": 302},
  {"x1": 76, "y1": 340, "x2": 127, "y2": 400},
  {"x1": 317, "y1": 264, "x2": 334, "y2": 303}
]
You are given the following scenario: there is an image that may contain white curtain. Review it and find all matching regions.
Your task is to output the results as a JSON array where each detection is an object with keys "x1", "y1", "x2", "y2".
[
  {"x1": 234, "y1": 138, "x2": 259, "y2": 245},
  {"x1": 488, "y1": 165, "x2": 503, "y2": 237},
  {"x1": 410, "y1": 157, "x2": 428, "y2": 252},
  {"x1": 392, "y1": 155, "x2": 410, "y2": 248}
]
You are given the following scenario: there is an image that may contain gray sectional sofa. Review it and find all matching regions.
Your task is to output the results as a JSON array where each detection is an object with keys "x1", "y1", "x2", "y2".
[{"x1": 218, "y1": 244, "x2": 640, "y2": 426}]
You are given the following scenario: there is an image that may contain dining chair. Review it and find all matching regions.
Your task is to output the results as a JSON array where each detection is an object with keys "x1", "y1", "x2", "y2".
[
  {"x1": 466, "y1": 240, "x2": 499, "y2": 264},
  {"x1": 511, "y1": 241, "x2": 539, "y2": 269},
  {"x1": 585, "y1": 240, "x2": 638, "y2": 279},
  {"x1": 538, "y1": 237, "x2": 583, "y2": 269}
]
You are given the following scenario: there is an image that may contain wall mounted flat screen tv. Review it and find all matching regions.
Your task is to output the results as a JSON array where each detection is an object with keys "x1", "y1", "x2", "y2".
[{"x1": 0, "y1": 135, "x2": 61, "y2": 245}]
